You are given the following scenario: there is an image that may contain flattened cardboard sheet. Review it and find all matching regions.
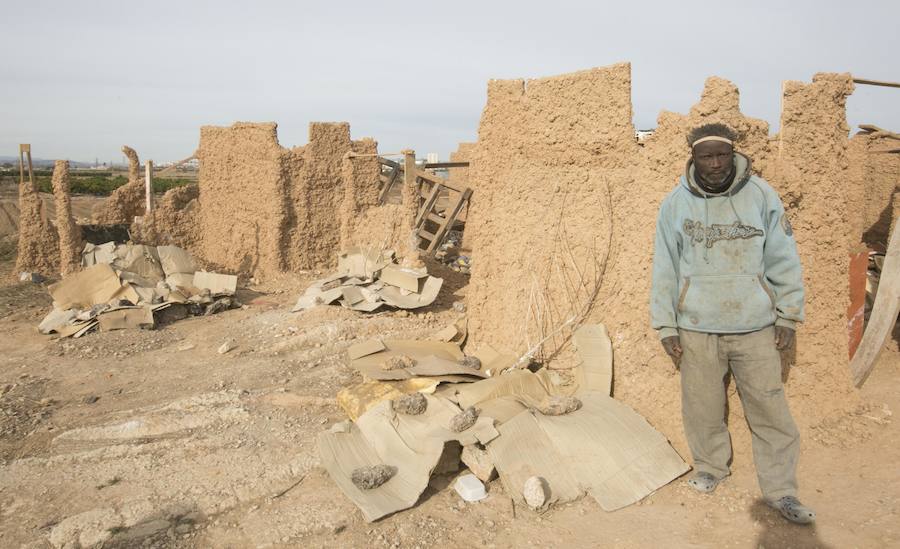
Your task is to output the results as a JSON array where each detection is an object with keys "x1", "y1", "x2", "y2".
[
  {"x1": 193, "y1": 271, "x2": 238, "y2": 295},
  {"x1": 487, "y1": 392, "x2": 688, "y2": 511},
  {"x1": 572, "y1": 324, "x2": 613, "y2": 395},
  {"x1": 380, "y1": 265, "x2": 428, "y2": 293},
  {"x1": 337, "y1": 247, "x2": 394, "y2": 279},
  {"x1": 318, "y1": 395, "x2": 498, "y2": 522},
  {"x1": 378, "y1": 276, "x2": 442, "y2": 309},
  {"x1": 348, "y1": 339, "x2": 386, "y2": 360},
  {"x1": 49, "y1": 264, "x2": 123, "y2": 310},
  {"x1": 157, "y1": 245, "x2": 196, "y2": 276},
  {"x1": 97, "y1": 306, "x2": 155, "y2": 331}
]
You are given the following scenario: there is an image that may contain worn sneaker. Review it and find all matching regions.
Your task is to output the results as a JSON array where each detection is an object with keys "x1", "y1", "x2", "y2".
[
  {"x1": 686, "y1": 471, "x2": 720, "y2": 493},
  {"x1": 767, "y1": 496, "x2": 816, "y2": 524}
]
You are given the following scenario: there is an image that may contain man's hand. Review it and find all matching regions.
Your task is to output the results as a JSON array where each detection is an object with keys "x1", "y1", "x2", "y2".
[
  {"x1": 661, "y1": 336, "x2": 683, "y2": 368},
  {"x1": 775, "y1": 326, "x2": 795, "y2": 351}
]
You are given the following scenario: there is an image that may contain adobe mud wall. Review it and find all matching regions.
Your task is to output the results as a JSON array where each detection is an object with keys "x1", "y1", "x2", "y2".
[
  {"x1": 14, "y1": 165, "x2": 59, "y2": 278},
  {"x1": 51, "y1": 160, "x2": 83, "y2": 276},
  {"x1": 848, "y1": 132, "x2": 900, "y2": 249},
  {"x1": 465, "y1": 63, "x2": 864, "y2": 447},
  {"x1": 132, "y1": 184, "x2": 200, "y2": 253},
  {"x1": 337, "y1": 139, "x2": 404, "y2": 253},
  {"x1": 92, "y1": 146, "x2": 145, "y2": 225},
  {"x1": 197, "y1": 122, "x2": 377, "y2": 277}
]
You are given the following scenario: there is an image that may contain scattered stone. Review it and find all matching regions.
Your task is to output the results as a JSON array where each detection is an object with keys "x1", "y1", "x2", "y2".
[
  {"x1": 461, "y1": 444, "x2": 497, "y2": 482},
  {"x1": 83, "y1": 395, "x2": 100, "y2": 404},
  {"x1": 218, "y1": 340, "x2": 237, "y2": 354},
  {"x1": 452, "y1": 301, "x2": 466, "y2": 313},
  {"x1": 351, "y1": 464, "x2": 397, "y2": 490},
  {"x1": 523, "y1": 476, "x2": 548, "y2": 510},
  {"x1": 449, "y1": 406, "x2": 479, "y2": 432},
  {"x1": 537, "y1": 395, "x2": 582, "y2": 416},
  {"x1": 380, "y1": 354, "x2": 417, "y2": 371},
  {"x1": 18, "y1": 272, "x2": 46, "y2": 283},
  {"x1": 176, "y1": 342, "x2": 195, "y2": 352},
  {"x1": 458, "y1": 356, "x2": 481, "y2": 370},
  {"x1": 392, "y1": 393, "x2": 428, "y2": 415}
]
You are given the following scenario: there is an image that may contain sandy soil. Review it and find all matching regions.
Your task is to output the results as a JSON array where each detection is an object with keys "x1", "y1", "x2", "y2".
[{"x1": 0, "y1": 252, "x2": 897, "y2": 549}]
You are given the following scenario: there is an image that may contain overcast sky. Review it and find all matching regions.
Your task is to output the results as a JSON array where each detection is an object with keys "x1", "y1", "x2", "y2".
[{"x1": 2, "y1": 0, "x2": 898, "y2": 164}]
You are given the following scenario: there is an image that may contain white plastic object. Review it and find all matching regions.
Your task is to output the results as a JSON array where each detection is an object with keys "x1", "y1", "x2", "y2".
[{"x1": 454, "y1": 473, "x2": 487, "y2": 502}]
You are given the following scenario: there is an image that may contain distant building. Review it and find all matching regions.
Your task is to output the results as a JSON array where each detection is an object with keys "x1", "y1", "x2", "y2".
[{"x1": 635, "y1": 129, "x2": 655, "y2": 142}]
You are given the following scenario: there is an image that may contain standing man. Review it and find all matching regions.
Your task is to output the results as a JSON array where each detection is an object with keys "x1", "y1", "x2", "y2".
[{"x1": 650, "y1": 123, "x2": 815, "y2": 524}]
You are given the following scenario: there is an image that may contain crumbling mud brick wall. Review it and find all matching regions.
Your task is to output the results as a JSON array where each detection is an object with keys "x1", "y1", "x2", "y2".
[
  {"x1": 448, "y1": 142, "x2": 476, "y2": 189},
  {"x1": 848, "y1": 133, "x2": 900, "y2": 249},
  {"x1": 198, "y1": 123, "x2": 290, "y2": 276},
  {"x1": 284, "y1": 123, "x2": 357, "y2": 271},
  {"x1": 131, "y1": 184, "x2": 200, "y2": 253},
  {"x1": 197, "y1": 122, "x2": 375, "y2": 277},
  {"x1": 51, "y1": 160, "x2": 83, "y2": 276},
  {"x1": 769, "y1": 72, "x2": 858, "y2": 421},
  {"x1": 466, "y1": 63, "x2": 633, "y2": 374},
  {"x1": 14, "y1": 166, "x2": 59, "y2": 278},
  {"x1": 92, "y1": 146, "x2": 146, "y2": 225},
  {"x1": 465, "y1": 64, "x2": 863, "y2": 452},
  {"x1": 338, "y1": 139, "x2": 399, "y2": 251}
]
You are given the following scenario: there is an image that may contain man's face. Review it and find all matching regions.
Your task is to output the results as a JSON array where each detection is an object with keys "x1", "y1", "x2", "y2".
[{"x1": 692, "y1": 141, "x2": 734, "y2": 187}]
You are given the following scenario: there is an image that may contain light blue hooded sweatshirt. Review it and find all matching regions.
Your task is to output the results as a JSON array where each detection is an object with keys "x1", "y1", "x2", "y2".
[{"x1": 650, "y1": 152, "x2": 804, "y2": 340}]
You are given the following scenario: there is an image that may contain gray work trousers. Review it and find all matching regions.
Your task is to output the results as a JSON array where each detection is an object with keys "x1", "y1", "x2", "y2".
[{"x1": 679, "y1": 326, "x2": 799, "y2": 500}]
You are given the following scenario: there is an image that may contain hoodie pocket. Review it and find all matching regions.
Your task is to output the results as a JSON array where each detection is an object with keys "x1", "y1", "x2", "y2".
[{"x1": 678, "y1": 274, "x2": 776, "y2": 332}]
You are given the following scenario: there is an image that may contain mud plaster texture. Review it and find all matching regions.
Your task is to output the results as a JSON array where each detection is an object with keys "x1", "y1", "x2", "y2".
[
  {"x1": 92, "y1": 146, "x2": 146, "y2": 225},
  {"x1": 465, "y1": 64, "x2": 864, "y2": 457},
  {"x1": 847, "y1": 133, "x2": 900, "y2": 249},
  {"x1": 131, "y1": 184, "x2": 200, "y2": 254},
  {"x1": 338, "y1": 139, "x2": 397, "y2": 252},
  {"x1": 197, "y1": 122, "x2": 375, "y2": 278},
  {"x1": 51, "y1": 160, "x2": 83, "y2": 276},
  {"x1": 14, "y1": 164, "x2": 59, "y2": 278}
]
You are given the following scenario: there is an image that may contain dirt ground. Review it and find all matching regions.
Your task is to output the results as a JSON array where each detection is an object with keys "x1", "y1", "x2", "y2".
[{"x1": 0, "y1": 248, "x2": 898, "y2": 549}]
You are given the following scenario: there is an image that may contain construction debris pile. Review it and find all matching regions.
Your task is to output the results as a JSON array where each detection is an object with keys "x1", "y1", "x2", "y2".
[
  {"x1": 318, "y1": 324, "x2": 689, "y2": 521},
  {"x1": 37, "y1": 243, "x2": 238, "y2": 338},
  {"x1": 291, "y1": 247, "x2": 443, "y2": 313}
]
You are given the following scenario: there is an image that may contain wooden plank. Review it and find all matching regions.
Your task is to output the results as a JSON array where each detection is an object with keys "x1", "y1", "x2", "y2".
[
  {"x1": 418, "y1": 229, "x2": 436, "y2": 241},
  {"x1": 378, "y1": 157, "x2": 401, "y2": 169},
  {"x1": 853, "y1": 78, "x2": 900, "y2": 89},
  {"x1": 415, "y1": 169, "x2": 465, "y2": 193},
  {"x1": 425, "y1": 188, "x2": 471, "y2": 254},
  {"x1": 423, "y1": 162, "x2": 470, "y2": 169},
  {"x1": 378, "y1": 166, "x2": 400, "y2": 205},
  {"x1": 850, "y1": 224, "x2": 900, "y2": 387},
  {"x1": 426, "y1": 212, "x2": 445, "y2": 225},
  {"x1": 414, "y1": 184, "x2": 441, "y2": 228}
]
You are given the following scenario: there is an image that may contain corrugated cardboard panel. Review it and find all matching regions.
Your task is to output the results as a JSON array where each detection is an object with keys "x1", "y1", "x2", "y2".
[{"x1": 572, "y1": 324, "x2": 613, "y2": 395}]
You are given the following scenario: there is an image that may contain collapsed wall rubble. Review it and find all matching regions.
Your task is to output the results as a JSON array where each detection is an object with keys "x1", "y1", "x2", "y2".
[
  {"x1": 464, "y1": 63, "x2": 868, "y2": 448},
  {"x1": 197, "y1": 122, "x2": 381, "y2": 277},
  {"x1": 92, "y1": 146, "x2": 146, "y2": 225},
  {"x1": 51, "y1": 160, "x2": 83, "y2": 276}
]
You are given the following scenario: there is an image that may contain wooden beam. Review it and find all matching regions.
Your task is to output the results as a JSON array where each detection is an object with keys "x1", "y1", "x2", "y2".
[
  {"x1": 853, "y1": 78, "x2": 900, "y2": 89},
  {"x1": 423, "y1": 162, "x2": 470, "y2": 169},
  {"x1": 850, "y1": 225, "x2": 900, "y2": 387},
  {"x1": 415, "y1": 169, "x2": 465, "y2": 193},
  {"x1": 378, "y1": 157, "x2": 401, "y2": 169}
]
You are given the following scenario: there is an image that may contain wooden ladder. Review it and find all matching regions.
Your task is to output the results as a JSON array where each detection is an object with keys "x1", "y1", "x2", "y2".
[
  {"x1": 413, "y1": 170, "x2": 472, "y2": 256},
  {"x1": 377, "y1": 157, "x2": 402, "y2": 205}
]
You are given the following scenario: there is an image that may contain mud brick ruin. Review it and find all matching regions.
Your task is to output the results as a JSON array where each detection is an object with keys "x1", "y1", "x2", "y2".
[{"x1": 12, "y1": 62, "x2": 900, "y2": 455}]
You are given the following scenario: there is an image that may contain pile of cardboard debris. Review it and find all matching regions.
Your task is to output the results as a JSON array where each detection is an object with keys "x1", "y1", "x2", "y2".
[
  {"x1": 318, "y1": 324, "x2": 690, "y2": 521},
  {"x1": 37, "y1": 243, "x2": 238, "y2": 338},
  {"x1": 292, "y1": 247, "x2": 442, "y2": 313}
]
